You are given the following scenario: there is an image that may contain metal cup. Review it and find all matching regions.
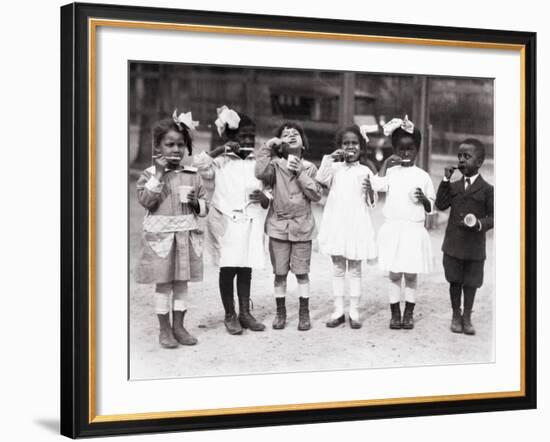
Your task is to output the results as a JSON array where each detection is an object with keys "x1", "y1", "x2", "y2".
[{"x1": 464, "y1": 213, "x2": 478, "y2": 227}]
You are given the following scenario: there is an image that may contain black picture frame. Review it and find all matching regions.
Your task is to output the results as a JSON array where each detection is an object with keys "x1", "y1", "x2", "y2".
[{"x1": 60, "y1": 2, "x2": 537, "y2": 438}]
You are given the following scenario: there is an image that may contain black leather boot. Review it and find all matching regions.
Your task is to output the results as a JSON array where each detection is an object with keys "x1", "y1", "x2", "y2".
[
  {"x1": 462, "y1": 287, "x2": 476, "y2": 335},
  {"x1": 389, "y1": 303, "x2": 402, "y2": 329},
  {"x1": 298, "y1": 297, "x2": 311, "y2": 331},
  {"x1": 451, "y1": 309, "x2": 463, "y2": 333},
  {"x1": 157, "y1": 313, "x2": 178, "y2": 349},
  {"x1": 402, "y1": 301, "x2": 415, "y2": 329},
  {"x1": 172, "y1": 310, "x2": 198, "y2": 345},
  {"x1": 224, "y1": 312, "x2": 243, "y2": 335},
  {"x1": 272, "y1": 297, "x2": 286, "y2": 330},
  {"x1": 238, "y1": 295, "x2": 266, "y2": 331}
]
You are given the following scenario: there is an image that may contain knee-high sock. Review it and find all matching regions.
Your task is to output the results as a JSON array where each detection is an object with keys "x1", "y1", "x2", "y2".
[
  {"x1": 450, "y1": 283, "x2": 462, "y2": 312},
  {"x1": 404, "y1": 275, "x2": 417, "y2": 303},
  {"x1": 331, "y1": 276, "x2": 345, "y2": 319},
  {"x1": 297, "y1": 280, "x2": 310, "y2": 299},
  {"x1": 463, "y1": 286, "x2": 477, "y2": 313},
  {"x1": 274, "y1": 275, "x2": 287, "y2": 298},
  {"x1": 219, "y1": 267, "x2": 237, "y2": 314},
  {"x1": 349, "y1": 276, "x2": 361, "y2": 320},
  {"x1": 236, "y1": 267, "x2": 252, "y2": 299},
  {"x1": 172, "y1": 281, "x2": 188, "y2": 311},
  {"x1": 155, "y1": 282, "x2": 172, "y2": 315},
  {"x1": 388, "y1": 277, "x2": 402, "y2": 304}
]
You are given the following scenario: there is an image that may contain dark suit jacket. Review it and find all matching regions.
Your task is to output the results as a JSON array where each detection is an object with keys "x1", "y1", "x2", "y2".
[{"x1": 435, "y1": 175, "x2": 494, "y2": 261}]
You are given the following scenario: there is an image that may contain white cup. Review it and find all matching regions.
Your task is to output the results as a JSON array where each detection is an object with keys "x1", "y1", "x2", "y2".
[
  {"x1": 287, "y1": 154, "x2": 298, "y2": 171},
  {"x1": 178, "y1": 185, "x2": 194, "y2": 203}
]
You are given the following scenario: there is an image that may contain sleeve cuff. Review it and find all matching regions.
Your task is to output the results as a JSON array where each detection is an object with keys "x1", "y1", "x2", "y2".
[
  {"x1": 197, "y1": 199, "x2": 208, "y2": 217},
  {"x1": 145, "y1": 175, "x2": 163, "y2": 193},
  {"x1": 442, "y1": 177, "x2": 450, "y2": 182}
]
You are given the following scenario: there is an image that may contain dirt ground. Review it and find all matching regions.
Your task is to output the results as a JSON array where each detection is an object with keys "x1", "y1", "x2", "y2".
[{"x1": 129, "y1": 158, "x2": 494, "y2": 380}]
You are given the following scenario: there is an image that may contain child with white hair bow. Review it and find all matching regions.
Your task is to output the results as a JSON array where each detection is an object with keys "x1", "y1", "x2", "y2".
[
  {"x1": 316, "y1": 125, "x2": 378, "y2": 329},
  {"x1": 194, "y1": 106, "x2": 270, "y2": 336},
  {"x1": 368, "y1": 115, "x2": 435, "y2": 330},
  {"x1": 134, "y1": 109, "x2": 207, "y2": 349}
]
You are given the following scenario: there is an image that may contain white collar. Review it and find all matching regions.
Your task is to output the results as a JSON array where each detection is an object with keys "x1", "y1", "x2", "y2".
[{"x1": 464, "y1": 173, "x2": 479, "y2": 184}]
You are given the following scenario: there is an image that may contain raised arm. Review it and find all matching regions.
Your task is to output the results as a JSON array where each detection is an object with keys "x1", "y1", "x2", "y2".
[
  {"x1": 136, "y1": 168, "x2": 164, "y2": 211},
  {"x1": 254, "y1": 142, "x2": 276, "y2": 186},
  {"x1": 315, "y1": 154, "x2": 337, "y2": 188},
  {"x1": 193, "y1": 145, "x2": 229, "y2": 181},
  {"x1": 296, "y1": 163, "x2": 323, "y2": 203}
]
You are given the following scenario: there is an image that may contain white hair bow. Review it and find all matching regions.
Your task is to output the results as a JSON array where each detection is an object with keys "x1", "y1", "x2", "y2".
[
  {"x1": 172, "y1": 109, "x2": 199, "y2": 131},
  {"x1": 359, "y1": 125, "x2": 370, "y2": 143},
  {"x1": 383, "y1": 114, "x2": 414, "y2": 136},
  {"x1": 215, "y1": 105, "x2": 241, "y2": 137}
]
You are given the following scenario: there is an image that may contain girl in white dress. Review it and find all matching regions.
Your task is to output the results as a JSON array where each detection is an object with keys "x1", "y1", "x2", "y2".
[
  {"x1": 316, "y1": 125, "x2": 377, "y2": 329},
  {"x1": 370, "y1": 116, "x2": 435, "y2": 330},
  {"x1": 194, "y1": 107, "x2": 270, "y2": 335}
]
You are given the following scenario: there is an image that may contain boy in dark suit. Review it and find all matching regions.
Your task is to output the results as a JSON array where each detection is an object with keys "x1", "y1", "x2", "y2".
[{"x1": 435, "y1": 138, "x2": 494, "y2": 335}]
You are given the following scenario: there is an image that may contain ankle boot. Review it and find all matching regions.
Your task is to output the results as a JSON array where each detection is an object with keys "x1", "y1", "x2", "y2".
[
  {"x1": 172, "y1": 310, "x2": 198, "y2": 345},
  {"x1": 389, "y1": 303, "x2": 402, "y2": 329},
  {"x1": 402, "y1": 302, "x2": 415, "y2": 329},
  {"x1": 450, "y1": 309, "x2": 463, "y2": 333},
  {"x1": 298, "y1": 297, "x2": 311, "y2": 331},
  {"x1": 272, "y1": 297, "x2": 286, "y2": 329},
  {"x1": 224, "y1": 312, "x2": 243, "y2": 335},
  {"x1": 238, "y1": 295, "x2": 266, "y2": 331},
  {"x1": 157, "y1": 313, "x2": 178, "y2": 349},
  {"x1": 462, "y1": 309, "x2": 476, "y2": 335}
]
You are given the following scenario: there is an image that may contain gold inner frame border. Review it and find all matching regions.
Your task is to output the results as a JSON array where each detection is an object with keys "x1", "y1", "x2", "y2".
[{"x1": 87, "y1": 17, "x2": 527, "y2": 424}]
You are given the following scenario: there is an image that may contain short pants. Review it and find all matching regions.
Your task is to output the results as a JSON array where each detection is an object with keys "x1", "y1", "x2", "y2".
[
  {"x1": 443, "y1": 253, "x2": 485, "y2": 288},
  {"x1": 268, "y1": 237, "x2": 312, "y2": 275}
]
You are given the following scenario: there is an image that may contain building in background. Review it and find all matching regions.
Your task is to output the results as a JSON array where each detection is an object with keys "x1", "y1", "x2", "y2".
[{"x1": 129, "y1": 63, "x2": 493, "y2": 171}]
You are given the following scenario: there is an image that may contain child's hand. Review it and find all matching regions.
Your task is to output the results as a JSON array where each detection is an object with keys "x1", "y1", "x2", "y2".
[
  {"x1": 248, "y1": 189, "x2": 269, "y2": 206},
  {"x1": 266, "y1": 137, "x2": 283, "y2": 152},
  {"x1": 186, "y1": 189, "x2": 200, "y2": 211},
  {"x1": 414, "y1": 187, "x2": 432, "y2": 213},
  {"x1": 331, "y1": 149, "x2": 344, "y2": 161},
  {"x1": 386, "y1": 154, "x2": 403, "y2": 168},
  {"x1": 363, "y1": 176, "x2": 375, "y2": 204},
  {"x1": 444, "y1": 166, "x2": 457, "y2": 180},
  {"x1": 288, "y1": 156, "x2": 303, "y2": 174},
  {"x1": 414, "y1": 187, "x2": 428, "y2": 203},
  {"x1": 363, "y1": 176, "x2": 373, "y2": 193},
  {"x1": 153, "y1": 155, "x2": 168, "y2": 178},
  {"x1": 224, "y1": 141, "x2": 241, "y2": 154}
]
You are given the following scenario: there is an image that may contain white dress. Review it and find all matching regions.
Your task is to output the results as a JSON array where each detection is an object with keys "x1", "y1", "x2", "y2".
[
  {"x1": 316, "y1": 156, "x2": 378, "y2": 261},
  {"x1": 194, "y1": 151, "x2": 268, "y2": 269},
  {"x1": 371, "y1": 165, "x2": 435, "y2": 274}
]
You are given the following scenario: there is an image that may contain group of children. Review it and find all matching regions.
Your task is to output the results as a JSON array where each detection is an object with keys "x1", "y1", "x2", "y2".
[{"x1": 134, "y1": 107, "x2": 494, "y2": 349}]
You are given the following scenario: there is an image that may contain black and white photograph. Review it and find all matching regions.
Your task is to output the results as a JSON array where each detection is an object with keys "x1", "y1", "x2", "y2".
[{"x1": 128, "y1": 62, "x2": 495, "y2": 380}]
